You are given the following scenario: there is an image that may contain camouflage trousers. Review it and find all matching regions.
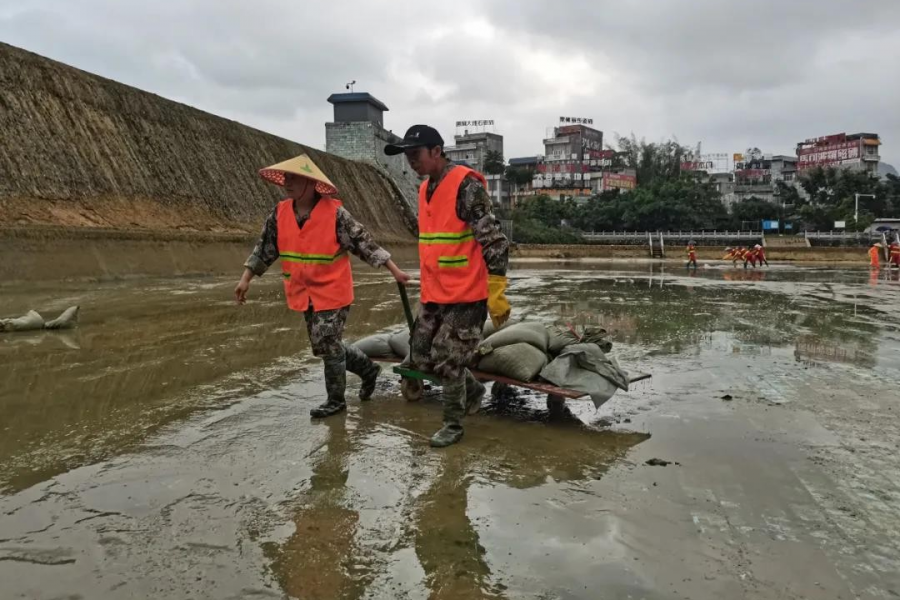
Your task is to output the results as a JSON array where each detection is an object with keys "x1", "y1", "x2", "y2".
[
  {"x1": 303, "y1": 305, "x2": 378, "y2": 405},
  {"x1": 409, "y1": 301, "x2": 487, "y2": 427}
]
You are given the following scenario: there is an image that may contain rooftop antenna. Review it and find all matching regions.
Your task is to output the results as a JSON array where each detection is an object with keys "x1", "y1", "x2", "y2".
[{"x1": 345, "y1": 80, "x2": 356, "y2": 92}]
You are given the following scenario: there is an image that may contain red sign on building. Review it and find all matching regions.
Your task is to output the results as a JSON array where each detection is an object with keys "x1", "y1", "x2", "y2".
[
  {"x1": 797, "y1": 133, "x2": 861, "y2": 171},
  {"x1": 603, "y1": 172, "x2": 637, "y2": 191}
]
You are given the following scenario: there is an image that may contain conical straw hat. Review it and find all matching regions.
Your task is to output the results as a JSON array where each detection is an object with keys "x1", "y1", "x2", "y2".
[{"x1": 259, "y1": 154, "x2": 338, "y2": 196}]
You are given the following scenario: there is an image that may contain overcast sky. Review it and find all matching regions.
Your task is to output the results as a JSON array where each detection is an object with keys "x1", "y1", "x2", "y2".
[{"x1": 3, "y1": 0, "x2": 899, "y2": 167}]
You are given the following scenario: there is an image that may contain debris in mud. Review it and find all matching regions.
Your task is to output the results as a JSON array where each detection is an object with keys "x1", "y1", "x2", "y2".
[
  {"x1": 720, "y1": 394, "x2": 733, "y2": 401},
  {"x1": 645, "y1": 458, "x2": 680, "y2": 467}
]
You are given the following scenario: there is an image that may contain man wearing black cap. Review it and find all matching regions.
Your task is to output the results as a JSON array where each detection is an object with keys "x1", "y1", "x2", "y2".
[{"x1": 385, "y1": 125, "x2": 510, "y2": 447}]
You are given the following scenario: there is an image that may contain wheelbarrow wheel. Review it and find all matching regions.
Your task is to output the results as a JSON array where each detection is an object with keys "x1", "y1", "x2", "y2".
[
  {"x1": 546, "y1": 394, "x2": 570, "y2": 420},
  {"x1": 491, "y1": 381, "x2": 511, "y2": 400},
  {"x1": 401, "y1": 377, "x2": 423, "y2": 402}
]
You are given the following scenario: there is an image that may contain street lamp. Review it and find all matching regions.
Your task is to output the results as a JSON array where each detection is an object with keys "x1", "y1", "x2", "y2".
[{"x1": 854, "y1": 193, "x2": 875, "y2": 224}]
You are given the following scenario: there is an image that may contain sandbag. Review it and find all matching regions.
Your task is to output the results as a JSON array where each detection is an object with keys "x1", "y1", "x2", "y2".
[
  {"x1": 0, "y1": 310, "x2": 45, "y2": 332},
  {"x1": 44, "y1": 306, "x2": 80, "y2": 330},
  {"x1": 547, "y1": 324, "x2": 612, "y2": 356},
  {"x1": 540, "y1": 342, "x2": 629, "y2": 409},
  {"x1": 479, "y1": 322, "x2": 549, "y2": 354},
  {"x1": 389, "y1": 331, "x2": 410, "y2": 358},
  {"x1": 477, "y1": 342, "x2": 548, "y2": 382},
  {"x1": 352, "y1": 333, "x2": 394, "y2": 358},
  {"x1": 482, "y1": 317, "x2": 520, "y2": 338}
]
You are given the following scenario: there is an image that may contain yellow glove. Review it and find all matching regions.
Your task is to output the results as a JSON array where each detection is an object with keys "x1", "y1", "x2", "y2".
[{"x1": 487, "y1": 274, "x2": 511, "y2": 328}]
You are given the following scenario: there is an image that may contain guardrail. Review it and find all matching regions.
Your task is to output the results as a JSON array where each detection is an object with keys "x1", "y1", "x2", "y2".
[
  {"x1": 581, "y1": 230, "x2": 763, "y2": 242},
  {"x1": 803, "y1": 231, "x2": 879, "y2": 240}
]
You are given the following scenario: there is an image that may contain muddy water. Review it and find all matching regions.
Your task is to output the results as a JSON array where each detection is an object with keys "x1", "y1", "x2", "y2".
[{"x1": 2, "y1": 261, "x2": 900, "y2": 599}]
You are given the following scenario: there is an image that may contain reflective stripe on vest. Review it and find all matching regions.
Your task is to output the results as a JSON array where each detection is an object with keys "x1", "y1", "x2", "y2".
[
  {"x1": 279, "y1": 251, "x2": 348, "y2": 264},
  {"x1": 418, "y1": 166, "x2": 489, "y2": 304},
  {"x1": 276, "y1": 197, "x2": 353, "y2": 312}
]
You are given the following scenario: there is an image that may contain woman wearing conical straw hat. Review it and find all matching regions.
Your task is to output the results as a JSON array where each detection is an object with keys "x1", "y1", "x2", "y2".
[{"x1": 235, "y1": 154, "x2": 410, "y2": 418}]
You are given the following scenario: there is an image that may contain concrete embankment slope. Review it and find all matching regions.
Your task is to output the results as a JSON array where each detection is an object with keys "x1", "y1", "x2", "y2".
[{"x1": 0, "y1": 42, "x2": 416, "y2": 280}]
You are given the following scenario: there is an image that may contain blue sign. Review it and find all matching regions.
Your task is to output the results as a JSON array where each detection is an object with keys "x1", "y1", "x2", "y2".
[{"x1": 762, "y1": 220, "x2": 780, "y2": 230}]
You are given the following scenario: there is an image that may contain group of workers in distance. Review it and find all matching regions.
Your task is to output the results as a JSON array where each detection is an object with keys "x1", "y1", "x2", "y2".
[
  {"x1": 723, "y1": 245, "x2": 769, "y2": 268},
  {"x1": 234, "y1": 125, "x2": 511, "y2": 448},
  {"x1": 869, "y1": 240, "x2": 900, "y2": 269},
  {"x1": 684, "y1": 242, "x2": 769, "y2": 269}
]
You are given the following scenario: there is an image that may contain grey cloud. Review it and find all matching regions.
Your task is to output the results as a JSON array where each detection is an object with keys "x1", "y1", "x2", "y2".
[{"x1": 2, "y1": 0, "x2": 899, "y2": 166}]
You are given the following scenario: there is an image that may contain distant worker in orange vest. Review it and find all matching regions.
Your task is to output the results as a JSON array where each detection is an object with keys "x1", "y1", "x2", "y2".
[
  {"x1": 889, "y1": 240, "x2": 900, "y2": 269},
  {"x1": 735, "y1": 245, "x2": 748, "y2": 268},
  {"x1": 755, "y1": 244, "x2": 769, "y2": 267},
  {"x1": 868, "y1": 243, "x2": 882, "y2": 268},
  {"x1": 722, "y1": 247, "x2": 737, "y2": 264},
  {"x1": 234, "y1": 154, "x2": 410, "y2": 418},
  {"x1": 744, "y1": 246, "x2": 758, "y2": 269},
  {"x1": 385, "y1": 125, "x2": 510, "y2": 448},
  {"x1": 686, "y1": 241, "x2": 698, "y2": 269}
]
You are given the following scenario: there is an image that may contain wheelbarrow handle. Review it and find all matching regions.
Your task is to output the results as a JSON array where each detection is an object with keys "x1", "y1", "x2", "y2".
[{"x1": 397, "y1": 281, "x2": 415, "y2": 333}]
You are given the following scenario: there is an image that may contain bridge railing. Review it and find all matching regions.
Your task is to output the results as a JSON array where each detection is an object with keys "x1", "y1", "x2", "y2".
[{"x1": 581, "y1": 230, "x2": 763, "y2": 242}]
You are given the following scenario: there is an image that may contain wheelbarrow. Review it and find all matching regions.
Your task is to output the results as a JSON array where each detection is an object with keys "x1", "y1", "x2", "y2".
[{"x1": 386, "y1": 283, "x2": 651, "y2": 416}]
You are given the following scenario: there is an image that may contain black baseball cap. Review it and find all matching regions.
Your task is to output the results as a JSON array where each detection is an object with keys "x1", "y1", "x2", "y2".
[{"x1": 384, "y1": 125, "x2": 444, "y2": 156}]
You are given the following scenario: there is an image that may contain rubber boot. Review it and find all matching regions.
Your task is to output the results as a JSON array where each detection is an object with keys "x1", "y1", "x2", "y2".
[
  {"x1": 343, "y1": 343, "x2": 381, "y2": 401},
  {"x1": 310, "y1": 351, "x2": 347, "y2": 418},
  {"x1": 464, "y1": 370, "x2": 486, "y2": 415},
  {"x1": 431, "y1": 375, "x2": 466, "y2": 448}
]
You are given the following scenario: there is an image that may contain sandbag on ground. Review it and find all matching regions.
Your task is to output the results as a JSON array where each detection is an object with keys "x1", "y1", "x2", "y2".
[
  {"x1": 44, "y1": 306, "x2": 80, "y2": 330},
  {"x1": 540, "y1": 342, "x2": 629, "y2": 408},
  {"x1": 389, "y1": 331, "x2": 410, "y2": 358},
  {"x1": 477, "y1": 342, "x2": 548, "y2": 382},
  {"x1": 353, "y1": 333, "x2": 394, "y2": 358},
  {"x1": 547, "y1": 324, "x2": 612, "y2": 356},
  {"x1": 479, "y1": 321, "x2": 549, "y2": 354},
  {"x1": 0, "y1": 310, "x2": 45, "y2": 332}
]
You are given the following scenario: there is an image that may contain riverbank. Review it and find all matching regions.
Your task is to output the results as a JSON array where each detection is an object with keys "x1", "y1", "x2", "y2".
[
  {"x1": 1, "y1": 230, "x2": 877, "y2": 282},
  {"x1": 512, "y1": 243, "x2": 868, "y2": 263},
  {"x1": 0, "y1": 227, "x2": 417, "y2": 282}
]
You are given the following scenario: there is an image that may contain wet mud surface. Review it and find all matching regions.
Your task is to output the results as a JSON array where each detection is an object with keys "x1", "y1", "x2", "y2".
[{"x1": 2, "y1": 261, "x2": 900, "y2": 599}]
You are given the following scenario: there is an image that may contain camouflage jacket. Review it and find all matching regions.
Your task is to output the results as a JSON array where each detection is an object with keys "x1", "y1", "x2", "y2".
[
  {"x1": 244, "y1": 201, "x2": 391, "y2": 277},
  {"x1": 425, "y1": 163, "x2": 509, "y2": 277}
]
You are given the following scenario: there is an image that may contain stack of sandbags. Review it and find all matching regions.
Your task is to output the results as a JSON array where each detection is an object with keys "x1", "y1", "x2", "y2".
[
  {"x1": 547, "y1": 324, "x2": 612, "y2": 356},
  {"x1": 475, "y1": 322, "x2": 550, "y2": 382},
  {"x1": 540, "y1": 342, "x2": 629, "y2": 408},
  {"x1": 353, "y1": 331, "x2": 410, "y2": 359}
]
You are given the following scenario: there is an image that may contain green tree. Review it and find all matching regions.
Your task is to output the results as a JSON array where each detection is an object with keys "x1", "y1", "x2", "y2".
[
  {"x1": 614, "y1": 134, "x2": 689, "y2": 185},
  {"x1": 504, "y1": 165, "x2": 534, "y2": 186},
  {"x1": 483, "y1": 150, "x2": 505, "y2": 175},
  {"x1": 730, "y1": 197, "x2": 780, "y2": 227},
  {"x1": 797, "y1": 166, "x2": 889, "y2": 230}
]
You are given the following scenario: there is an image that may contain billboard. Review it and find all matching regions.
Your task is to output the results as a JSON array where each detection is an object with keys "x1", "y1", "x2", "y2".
[
  {"x1": 797, "y1": 133, "x2": 861, "y2": 171},
  {"x1": 559, "y1": 116, "x2": 593, "y2": 125},
  {"x1": 681, "y1": 152, "x2": 730, "y2": 174},
  {"x1": 602, "y1": 172, "x2": 637, "y2": 191},
  {"x1": 455, "y1": 120, "x2": 494, "y2": 127}
]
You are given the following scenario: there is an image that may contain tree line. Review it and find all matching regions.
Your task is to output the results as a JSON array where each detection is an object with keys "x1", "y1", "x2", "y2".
[{"x1": 490, "y1": 137, "x2": 900, "y2": 243}]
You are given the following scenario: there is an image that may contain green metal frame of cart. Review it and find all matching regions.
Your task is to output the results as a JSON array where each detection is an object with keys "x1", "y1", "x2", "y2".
[{"x1": 390, "y1": 282, "x2": 651, "y2": 411}]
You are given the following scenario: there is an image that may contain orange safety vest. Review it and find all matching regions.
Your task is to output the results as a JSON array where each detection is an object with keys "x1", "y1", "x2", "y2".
[
  {"x1": 276, "y1": 197, "x2": 353, "y2": 312},
  {"x1": 687, "y1": 246, "x2": 696, "y2": 257},
  {"x1": 418, "y1": 166, "x2": 489, "y2": 304},
  {"x1": 868, "y1": 246, "x2": 880, "y2": 265},
  {"x1": 890, "y1": 244, "x2": 900, "y2": 257}
]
